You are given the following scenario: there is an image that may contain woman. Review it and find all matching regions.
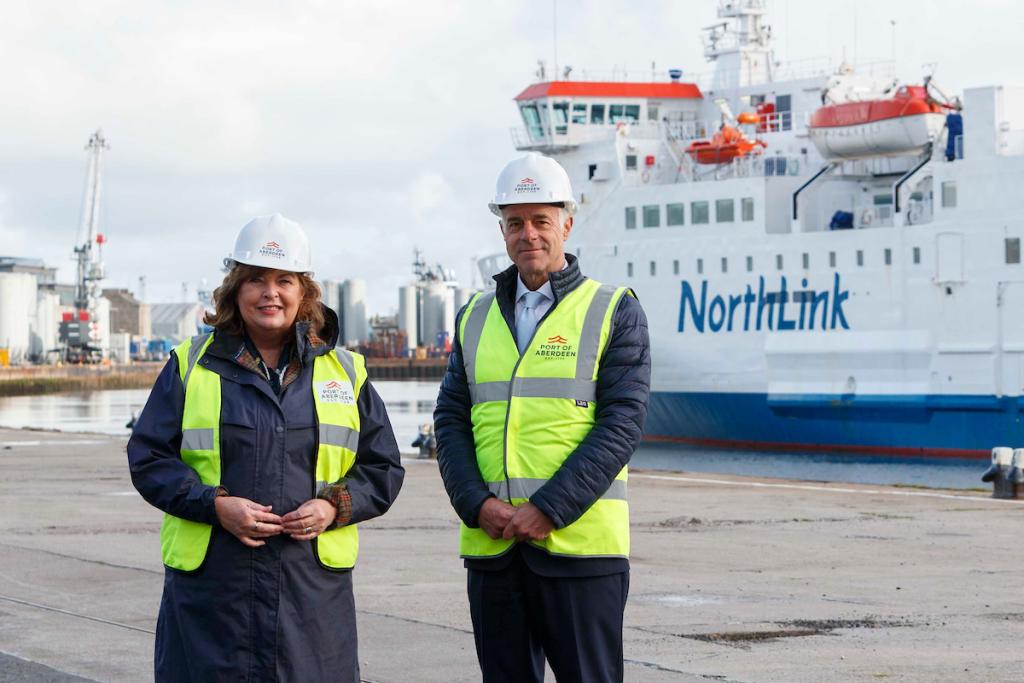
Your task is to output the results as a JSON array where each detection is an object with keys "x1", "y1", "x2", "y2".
[{"x1": 128, "y1": 214, "x2": 404, "y2": 682}]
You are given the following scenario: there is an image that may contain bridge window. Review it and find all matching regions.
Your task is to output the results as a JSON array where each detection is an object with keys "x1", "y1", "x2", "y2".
[
  {"x1": 520, "y1": 104, "x2": 544, "y2": 140},
  {"x1": 775, "y1": 254, "x2": 783, "y2": 271},
  {"x1": 648, "y1": 104, "x2": 660, "y2": 121},
  {"x1": 721, "y1": 257, "x2": 728, "y2": 273},
  {"x1": 643, "y1": 205, "x2": 660, "y2": 228},
  {"x1": 572, "y1": 103, "x2": 587, "y2": 125},
  {"x1": 802, "y1": 253, "x2": 809, "y2": 269},
  {"x1": 667, "y1": 203, "x2": 685, "y2": 226},
  {"x1": 884, "y1": 248, "x2": 892, "y2": 265},
  {"x1": 716, "y1": 199, "x2": 735, "y2": 223},
  {"x1": 746, "y1": 256, "x2": 753, "y2": 272},
  {"x1": 627, "y1": 262, "x2": 634, "y2": 277},
  {"x1": 913, "y1": 247, "x2": 921, "y2": 264},
  {"x1": 1007, "y1": 238, "x2": 1021, "y2": 265},
  {"x1": 673, "y1": 259, "x2": 680, "y2": 275},
  {"x1": 552, "y1": 102, "x2": 569, "y2": 134},
  {"x1": 590, "y1": 104, "x2": 606, "y2": 124},
  {"x1": 829, "y1": 251, "x2": 836, "y2": 268},
  {"x1": 625, "y1": 207, "x2": 637, "y2": 230},
  {"x1": 741, "y1": 197, "x2": 754, "y2": 221},
  {"x1": 697, "y1": 258, "x2": 704, "y2": 274},
  {"x1": 650, "y1": 261, "x2": 656, "y2": 276},
  {"x1": 941, "y1": 181, "x2": 957, "y2": 208},
  {"x1": 625, "y1": 154, "x2": 638, "y2": 171},
  {"x1": 609, "y1": 104, "x2": 640, "y2": 124},
  {"x1": 857, "y1": 250, "x2": 864, "y2": 267},
  {"x1": 691, "y1": 201, "x2": 710, "y2": 224}
]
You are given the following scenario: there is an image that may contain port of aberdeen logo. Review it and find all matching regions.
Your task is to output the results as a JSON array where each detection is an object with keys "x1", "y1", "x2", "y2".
[
  {"x1": 535, "y1": 334, "x2": 576, "y2": 359},
  {"x1": 258, "y1": 240, "x2": 286, "y2": 260},
  {"x1": 514, "y1": 177, "x2": 540, "y2": 195},
  {"x1": 318, "y1": 379, "x2": 355, "y2": 404}
]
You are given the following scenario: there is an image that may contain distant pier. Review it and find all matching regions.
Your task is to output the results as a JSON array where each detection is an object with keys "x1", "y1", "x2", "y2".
[{"x1": 0, "y1": 356, "x2": 449, "y2": 397}]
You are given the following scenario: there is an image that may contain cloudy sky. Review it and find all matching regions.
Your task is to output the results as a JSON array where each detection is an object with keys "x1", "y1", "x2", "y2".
[{"x1": 1, "y1": 0, "x2": 1019, "y2": 315}]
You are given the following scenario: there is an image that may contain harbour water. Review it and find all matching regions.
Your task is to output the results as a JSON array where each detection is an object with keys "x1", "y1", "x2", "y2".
[{"x1": 0, "y1": 383, "x2": 984, "y2": 490}]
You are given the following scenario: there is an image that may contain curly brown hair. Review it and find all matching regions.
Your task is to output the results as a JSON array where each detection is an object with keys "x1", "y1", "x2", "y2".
[{"x1": 203, "y1": 264, "x2": 325, "y2": 337}]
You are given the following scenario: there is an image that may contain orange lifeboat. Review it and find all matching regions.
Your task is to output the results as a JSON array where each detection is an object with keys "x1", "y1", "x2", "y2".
[{"x1": 685, "y1": 125, "x2": 767, "y2": 165}]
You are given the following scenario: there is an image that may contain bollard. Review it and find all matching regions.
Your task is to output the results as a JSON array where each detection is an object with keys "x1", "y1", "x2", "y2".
[{"x1": 983, "y1": 446, "x2": 1016, "y2": 499}]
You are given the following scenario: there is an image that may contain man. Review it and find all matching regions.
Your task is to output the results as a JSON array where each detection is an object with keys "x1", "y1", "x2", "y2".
[{"x1": 435, "y1": 152, "x2": 651, "y2": 683}]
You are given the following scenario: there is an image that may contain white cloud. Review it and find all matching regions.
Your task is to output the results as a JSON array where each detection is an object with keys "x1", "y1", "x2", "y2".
[{"x1": 1, "y1": 0, "x2": 1021, "y2": 317}]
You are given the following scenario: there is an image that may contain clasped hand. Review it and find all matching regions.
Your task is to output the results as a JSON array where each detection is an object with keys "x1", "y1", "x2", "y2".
[
  {"x1": 214, "y1": 496, "x2": 336, "y2": 548},
  {"x1": 478, "y1": 497, "x2": 554, "y2": 542}
]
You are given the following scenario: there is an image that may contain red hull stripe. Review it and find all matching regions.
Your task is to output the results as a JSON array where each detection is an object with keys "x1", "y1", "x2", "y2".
[
  {"x1": 515, "y1": 81, "x2": 703, "y2": 101},
  {"x1": 810, "y1": 98, "x2": 943, "y2": 128},
  {"x1": 644, "y1": 433, "x2": 988, "y2": 460}
]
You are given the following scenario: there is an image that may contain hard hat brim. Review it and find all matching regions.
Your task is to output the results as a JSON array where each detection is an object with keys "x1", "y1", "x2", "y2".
[{"x1": 489, "y1": 200, "x2": 577, "y2": 217}]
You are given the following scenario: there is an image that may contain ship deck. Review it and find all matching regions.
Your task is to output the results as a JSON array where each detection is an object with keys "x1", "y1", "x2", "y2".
[{"x1": 0, "y1": 427, "x2": 1019, "y2": 682}]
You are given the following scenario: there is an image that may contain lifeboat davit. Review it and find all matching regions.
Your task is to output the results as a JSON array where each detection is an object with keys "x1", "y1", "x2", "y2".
[
  {"x1": 808, "y1": 85, "x2": 947, "y2": 160},
  {"x1": 686, "y1": 125, "x2": 766, "y2": 165}
]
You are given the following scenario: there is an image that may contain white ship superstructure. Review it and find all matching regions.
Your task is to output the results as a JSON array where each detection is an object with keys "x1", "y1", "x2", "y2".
[{"x1": 495, "y1": 0, "x2": 1024, "y2": 456}]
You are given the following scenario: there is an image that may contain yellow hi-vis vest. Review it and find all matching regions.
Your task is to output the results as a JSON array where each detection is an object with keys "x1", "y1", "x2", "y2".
[
  {"x1": 160, "y1": 332, "x2": 366, "y2": 572},
  {"x1": 458, "y1": 278, "x2": 631, "y2": 559}
]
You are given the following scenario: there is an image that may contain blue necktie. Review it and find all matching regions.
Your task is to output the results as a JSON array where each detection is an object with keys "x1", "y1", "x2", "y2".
[{"x1": 516, "y1": 290, "x2": 547, "y2": 354}]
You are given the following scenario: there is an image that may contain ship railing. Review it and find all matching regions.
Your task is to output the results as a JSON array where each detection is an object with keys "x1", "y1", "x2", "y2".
[
  {"x1": 677, "y1": 154, "x2": 804, "y2": 183},
  {"x1": 662, "y1": 112, "x2": 813, "y2": 143}
]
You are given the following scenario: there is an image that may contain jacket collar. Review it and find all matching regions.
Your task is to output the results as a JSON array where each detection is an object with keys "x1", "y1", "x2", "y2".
[
  {"x1": 205, "y1": 303, "x2": 340, "y2": 368},
  {"x1": 493, "y1": 252, "x2": 586, "y2": 305}
]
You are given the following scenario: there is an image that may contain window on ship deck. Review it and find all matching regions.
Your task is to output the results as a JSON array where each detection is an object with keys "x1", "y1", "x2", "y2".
[
  {"x1": 667, "y1": 203, "x2": 685, "y2": 226},
  {"x1": 591, "y1": 104, "x2": 606, "y2": 124},
  {"x1": 552, "y1": 102, "x2": 569, "y2": 135},
  {"x1": 520, "y1": 104, "x2": 543, "y2": 140},
  {"x1": 691, "y1": 201, "x2": 709, "y2": 224},
  {"x1": 572, "y1": 103, "x2": 587, "y2": 125}
]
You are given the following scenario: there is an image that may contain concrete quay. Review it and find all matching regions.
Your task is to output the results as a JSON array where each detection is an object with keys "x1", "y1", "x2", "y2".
[{"x1": 0, "y1": 427, "x2": 1022, "y2": 682}]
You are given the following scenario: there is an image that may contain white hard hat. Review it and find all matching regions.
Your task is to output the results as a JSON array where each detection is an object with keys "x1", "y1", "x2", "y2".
[
  {"x1": 488, "y1": 152, "x2": 577, "y2": 217},
  {"x1": 224, "y1": 213, "x2": 312, "y2": 274}
]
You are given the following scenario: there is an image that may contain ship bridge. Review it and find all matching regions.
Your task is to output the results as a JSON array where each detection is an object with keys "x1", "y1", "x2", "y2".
[{"x1": 512, "y1": 79, "x2": 703, "y2": 152}]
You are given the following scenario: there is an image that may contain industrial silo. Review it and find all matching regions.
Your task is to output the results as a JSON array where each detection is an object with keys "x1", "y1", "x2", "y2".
[
  {"x1": 398, "y1": 285, "x2": 418, "y2": 353},
  {"x1": 320, "y1": 279, "x2": 343, "y2": 325},
  {"x1": 454, "y1": 287, "x2": 475, "y2": 313},
  {"x1": 341, "y1": 279, "x2": 368, "y2": 346},
  {"x1": 29, "y1": 291, "x2": 60, "y2": 361},
  {"x1": 422, "y1": 281, "x2": 456, "y2": 350},
  {"x1": 0, "y1": 272, "x2": 36, "y2": 363}
]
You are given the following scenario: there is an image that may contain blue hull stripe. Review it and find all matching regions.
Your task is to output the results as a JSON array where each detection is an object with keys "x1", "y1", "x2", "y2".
[{"x1": 645, "y1": 391, "x2": 1023, "y2": 456}]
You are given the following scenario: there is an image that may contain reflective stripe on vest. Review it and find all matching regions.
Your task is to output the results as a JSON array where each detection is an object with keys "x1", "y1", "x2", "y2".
[
  {"x1": 457, "y1": 279, "x2": 631, "y2": 559},
  {"x1": 160, "y1": 334, "x2": 365, "y2": 572}
]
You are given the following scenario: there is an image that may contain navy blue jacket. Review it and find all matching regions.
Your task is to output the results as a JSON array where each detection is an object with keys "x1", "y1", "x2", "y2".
[
  {"x1": 128, "y1": 307, "x2": 403, "y2": 682},
  {"x1": 434, "y1": 254, "x2": 651, "y2": 576}
]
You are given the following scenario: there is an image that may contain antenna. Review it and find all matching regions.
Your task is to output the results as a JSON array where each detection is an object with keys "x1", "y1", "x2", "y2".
[
  {"x1": 890, "y1": 19, "x2": 897, "y2": 68},
  {"x1": 552, "y1": 0, "x2": 558, "y2": 81}
]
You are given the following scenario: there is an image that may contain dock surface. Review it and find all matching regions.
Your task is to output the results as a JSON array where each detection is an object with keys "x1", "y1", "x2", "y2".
[{"x1": 0, "y1": 427, "x2": 1021, "y2": 682}]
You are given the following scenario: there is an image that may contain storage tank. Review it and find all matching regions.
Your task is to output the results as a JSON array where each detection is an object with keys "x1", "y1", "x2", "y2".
[
  {"x1": 30, "y1": 291, "x2": 60, "y2": 361},
  {"x1": 0, "y1": 272, "x2": 36, "y2": 363},
  {"x1": 454, "y1": 287, "x2": 475, "y2": 313},
  {"x1": 422, "y1": 281, "x2": 456, "y2": 349},
  {"x1": 398, "y1": 285, "x2": 418, "y2": 353},
  {"x1": 90, "y1": 296, "x2": 111, "y2": 358},
  {"x1": 320, "y1": 279, "x2": 343, "y2": 324},
  {"x1": 341, "y1": 279, "x2": 368, "y2": 346}
]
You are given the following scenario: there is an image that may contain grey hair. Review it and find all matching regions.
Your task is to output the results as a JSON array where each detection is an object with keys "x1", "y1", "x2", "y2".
[{"x1": 499, "y1": 205, "x2": 571, "y2": 232}]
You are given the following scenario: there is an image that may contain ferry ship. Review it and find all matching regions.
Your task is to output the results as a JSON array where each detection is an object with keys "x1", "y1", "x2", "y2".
[{"x1": 486, "y1": 0, "x2": 1024, "y2": 458}]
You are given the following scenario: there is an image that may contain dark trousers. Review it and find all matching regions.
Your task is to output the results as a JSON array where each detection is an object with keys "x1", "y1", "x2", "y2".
[{"x1": 467, "y1": 553, "x2": 629, "y2": 683}]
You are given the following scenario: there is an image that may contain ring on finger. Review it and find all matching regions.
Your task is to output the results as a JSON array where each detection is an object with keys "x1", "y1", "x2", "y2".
[{"x1": 304, "y1": 526, "x2": 312, "y2": 534}]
